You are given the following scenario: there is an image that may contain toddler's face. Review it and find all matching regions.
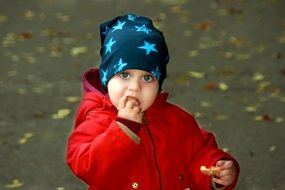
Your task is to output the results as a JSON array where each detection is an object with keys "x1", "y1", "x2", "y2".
[{"x1": 107, "y1": 69, "x2": 159, "y2": 112}]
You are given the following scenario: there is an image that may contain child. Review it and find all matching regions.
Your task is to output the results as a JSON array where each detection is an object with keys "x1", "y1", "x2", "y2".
[{"x1": 66, "y1": 14, "x2": 239, "y2": 190}]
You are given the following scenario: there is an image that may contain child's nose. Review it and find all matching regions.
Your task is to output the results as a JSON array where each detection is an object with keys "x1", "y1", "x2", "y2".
[{"x1": 128, "y1": 79, "x2": 141, "y2": 92}]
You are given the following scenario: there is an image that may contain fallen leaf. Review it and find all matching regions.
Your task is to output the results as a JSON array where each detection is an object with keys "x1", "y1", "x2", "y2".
[
  {"x1": 175, "y1": 75, "x2": 190, "y2": 86},
  {"x1": 269, "y1": 90, "x2": 280, "y2": 98},
  {"x1": 5, "y1": 179, "x2": 24, "y2": 188},
  {"x1": 52, "y1": 109, "x2": 71, "y2": 119},
  {"x1": 245, "y1": 106, "x2": 257, "y2": 112},
  {"x1": 206, "y1": 83, "x2": 218, "y2": 91},
  {"x1": 55, "y1": 12, "x2": 71, "y2": 23},
  {"x1": 254, "y1": 115, "x2": 263, "y2": 121},
  {"x1": 230, "y1": 36, "x2": 245, "y2": 47},
  {"x1": 222, "y1": 147, "x2": 229, "y2": 152},
  {"x1": 66, "y1": 96, "x2": 80, "y2": 103},
  {"x1": 24, "y1": 132, "x2": 35, "y2": 139},
  {"x1": 218, "y1": 82, "x2": 229, "y2": 91},
  {"x1": 184, "y1": 30, "x2": 193, "y2": 37},
  {"x1": 71, "y1": 46, "x2": 88, "y2": 57},
  {"x1": 19, "y1": 31, "x2": 33, "y2": 41},
  {"x1": 152, "y1": 18, "x2": 163, "y2": 29},
  {"x1": 263, "y1": 114, "x2": 273, "y2": 121},
  {"x1": 228, "y1": 7, "x2": 243, "y2": 14},
  {"x1": 18, "y1": 138, "x2": 28, "y2": 144},
  {"x1": 33, "y1": 111, "x2": 45, "y2": 118},
  {"x1": 2, "y1": 33, "x2": 17, "y2": 48},
  {"x1": 158, "y1": 12, "x2": 167, "y2": 20},
  {"x1": 194, "y1": 112, "x2": 204, "y2": 118},
  {"x1": 50, "y1": 46, "x2": 63, "y2": 58},
  {"x1": 33, "y1": 87, "x2": 44, "y2": 94},
  {"x1": 223, "y1": 52, "x2": 235, "y2": 59},
  {"x1": 253, "y1": 72, "x2": 265, "y2": 82},
  {"x1": 269, "y1": 145, "x2": 277, "y2": 152},
  {"x1": 24, "y1": 10, "x2": 35, "y2": 20},
  {"x1": 11, "y1": 54, "x2": 20, "y2": 62},
  {"x1": 189, "y1": 71, "x2": 205, "y2": 79},
  {"x1": 257, "y1": 81, "x2": 270, "y2": 91},
  {"x1": 170, "y1": 5, "x2": 181, "y2": 13},
  {"x1": 18, "y1": 132, "x2": 35, "y2": 144},
  {"x1": 200, "y1": 101, "x2": 211, "y2": 107},
  {"x1": 215, "y1": 114, "x2": 229, "y2": 120},
  {"x1": 188, "y1": 50, "x2": 199, "y2": 57},
  {"x1": 17, "y1": 88, "x2": 27, "y2": 95},
  {"x1": 0, "y1": 15, "x2": 7, "y2": 23},
  {"x1": 236, "y1": 53, "x2": 252, "y2": 60},
  {"x1": 7, "y1": 70, "x2": 18, "y2": 77},
  {"x1": 275, "y1": 117, "x2": 283, "y2": 123},
  {"x1": 195, "y1": 20, "x2": 215, "y2": 31},
  {"x1": 22, "y1": 53, "x2": 36, "y2": 64}
]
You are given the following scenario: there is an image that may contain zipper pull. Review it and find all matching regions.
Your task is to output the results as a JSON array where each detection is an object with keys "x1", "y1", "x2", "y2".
[{"x1": 142, "y1": 112, "x2": 149, "y2": 126}]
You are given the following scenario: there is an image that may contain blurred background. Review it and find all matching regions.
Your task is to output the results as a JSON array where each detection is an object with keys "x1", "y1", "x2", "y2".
[{"x1": 0, "y1": 0, "x2": 284, "y2": 189}]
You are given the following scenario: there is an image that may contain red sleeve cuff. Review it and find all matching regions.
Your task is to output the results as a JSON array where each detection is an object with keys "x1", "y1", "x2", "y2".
[{"x1": 116, "y1": 117, "x2": 143, "y2": 135}]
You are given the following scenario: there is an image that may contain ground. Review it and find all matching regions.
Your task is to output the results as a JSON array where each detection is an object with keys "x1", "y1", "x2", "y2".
[{"x1": 0, "y1": 0, "x2": 284, "y2": 189}]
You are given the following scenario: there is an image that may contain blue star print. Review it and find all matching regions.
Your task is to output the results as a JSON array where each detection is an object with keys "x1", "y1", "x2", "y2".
[
  {"x1": 104, "y1": 37, "x2": 116, "y2": 54},
  {"x1": 138, "y1": 41, "x2": 158, "y2": 55},
  {"x1": 128, "y1": 14, "x2": 138, "y2": 21},
  {"x1": 151, "y1": 67, "x2": 161, "y2": 80},
  {"x1": 135, "y1": 24, "x2": 152, "y2": 34},
  {"x1": 114, "y1": 58, "x2": 127, "y2": 73},
  {"x1": 112, "y1": 20, "x2": 126, "y2": 32},
  {"x1": 101, "y1": 69, "x2": 108, "y2": 85}
]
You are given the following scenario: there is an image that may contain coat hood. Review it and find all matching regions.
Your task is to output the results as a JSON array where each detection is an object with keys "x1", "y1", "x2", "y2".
[{"x1": 82, "y1": 68, "x2": 108, "y2": 96}]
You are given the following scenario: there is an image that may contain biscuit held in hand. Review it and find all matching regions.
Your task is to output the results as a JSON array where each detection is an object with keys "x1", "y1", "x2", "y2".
[{"x1": 200, "y1": 166, "x2": 221, "y2": 177}]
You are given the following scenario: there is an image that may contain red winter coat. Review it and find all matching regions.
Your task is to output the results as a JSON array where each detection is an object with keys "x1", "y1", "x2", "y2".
[{"x1": 66, "y1": 69, "x2": 239, "y2": 190}]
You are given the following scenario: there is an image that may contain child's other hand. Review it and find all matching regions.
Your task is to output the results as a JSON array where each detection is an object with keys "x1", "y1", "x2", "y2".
[
  {"x1": 213, "y1": 160, "x2": 237, "y2": 187},
  {"x1": 117, "y1": 96, "x2": 142, "y2": 123}
]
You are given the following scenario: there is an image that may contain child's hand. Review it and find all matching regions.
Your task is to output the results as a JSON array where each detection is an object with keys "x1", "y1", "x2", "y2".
[
  {"x1": 213, "y1": 160, "x2": 237, "y2": 187},
  {"x1": 117, "y1": 96, "x2": 142, "y2": 123}
]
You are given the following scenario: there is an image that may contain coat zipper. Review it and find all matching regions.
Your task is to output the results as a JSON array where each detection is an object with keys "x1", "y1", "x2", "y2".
[{"x1": 145, "y1": 125, "x2": 162, "y2": 190}]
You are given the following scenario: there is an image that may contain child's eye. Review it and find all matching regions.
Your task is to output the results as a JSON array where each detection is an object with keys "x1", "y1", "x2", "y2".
[
  {"x1": 143, "y1": 74, "x2": 154, "y2": 82},
  {"x1": 119, "y1": 71, "x2": 130, "y2": 79}
]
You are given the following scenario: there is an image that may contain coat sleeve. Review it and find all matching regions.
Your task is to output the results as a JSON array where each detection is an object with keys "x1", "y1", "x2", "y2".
[
  {"x1": 66, "y1": 96, "x2": 140, "y2": 189},
  {"x1": 187, "y1": 116, "x2": 240, "y2": 190}
]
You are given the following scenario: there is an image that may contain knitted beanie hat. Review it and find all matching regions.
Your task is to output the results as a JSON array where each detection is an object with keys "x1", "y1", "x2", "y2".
[{"x1": 98, "y1": 13, "x2": 169, "y2": 90}]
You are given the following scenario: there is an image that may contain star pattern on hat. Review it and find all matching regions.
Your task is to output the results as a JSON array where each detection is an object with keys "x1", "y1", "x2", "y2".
[
  {"x1": 112, "y1": 20, "x2": 126, "y2": 32},
  {"x1": 114, "y1": 58, "x2": 127, "y2": 73},
  {"x1": 151, "y1": 66, "x2": 161, "y2": 80},
  {"x1": 104, "y1": 37, "x2": 116, "y2": 54},
  {"x1": 128, "y1": 14, "x2": 138, "y2": 21},
  {"x1": 101, "y1": 69, "x2": 108, "y2": 85},
  {"x1": 135, "y1": 24, "x2": 152, "y2": 34},
  {"x1": 138, "y1": 41, "x2": 158, "y2": 55}
]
